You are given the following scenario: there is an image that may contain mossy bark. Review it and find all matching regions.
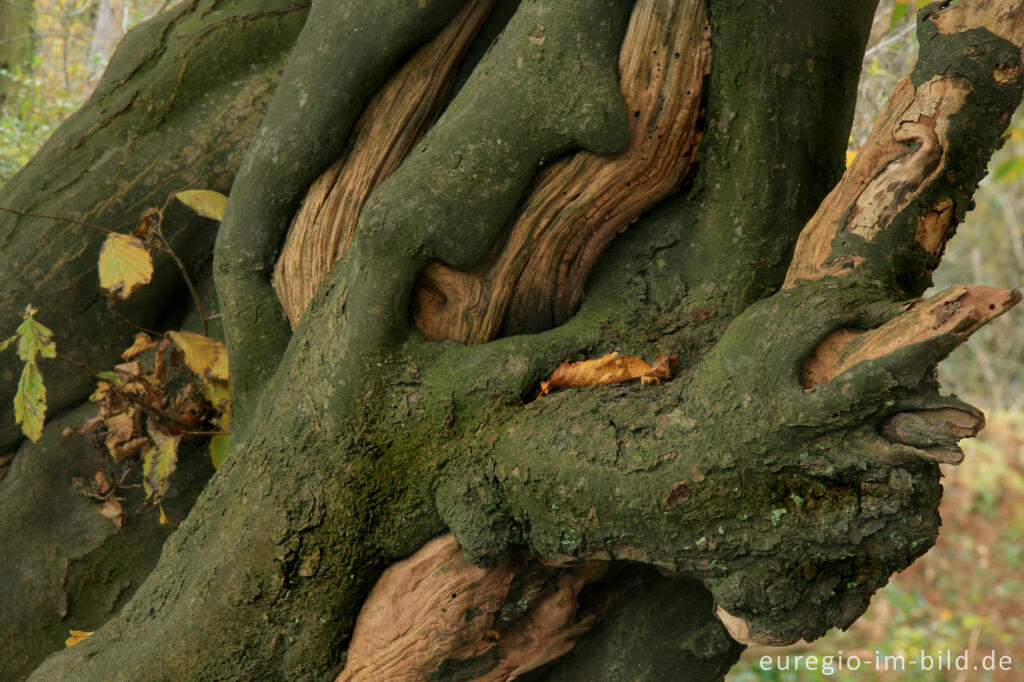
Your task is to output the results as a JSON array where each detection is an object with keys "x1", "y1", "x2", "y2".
[
  {"x1": 4, "y1": 0, "x2": 1023, "y2": 680},
  {"x1": 0, "y1": 0, "x2": 309, "y2": 454}
]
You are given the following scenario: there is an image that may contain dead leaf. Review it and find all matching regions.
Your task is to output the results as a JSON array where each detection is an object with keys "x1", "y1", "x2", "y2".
[
  {"x1": 641, "y1": 354, "x2": 679, "y2": 385},
  {"x1": 167, "y1": 331, "x2": 228, "y2": 381},
  {"x1": 94, "y1": 470, "x2": 111, "y2": 496},
  {"x1": 132, "y1": 207, "x2": 162, "y2": 242},
  {"x1": 65, "y1": 630, "x2": 94, "y2": 647},
  {"x1": 121, "y1": 332, "x2": 158, "y2": 360},
  {"x1": 108, "y1": 436, "x2": 151, "y2": 463},
  {"x1": 63, "y1": 414, "x2": 104, "y2": 438},
  {"x1": 539, "y1": 352, "x2": 679, "y2": 396},
  {"x1": 158, "y1": 503, "x2": 176, "y2": 529},
  {"x1": 103, "y1": 413, "x2": 135, "y2": 450},
  {"x1": 98, "y1": 233, "x2": 154, "y2": 300},
  {"x1": 97, "y1": 498, "x2": 125, "y2": 528}
]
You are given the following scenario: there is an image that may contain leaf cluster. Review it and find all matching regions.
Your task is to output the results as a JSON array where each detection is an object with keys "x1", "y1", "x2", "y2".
[{"x1": 1, "y1": 189, "x2": 232, "y2": 527}]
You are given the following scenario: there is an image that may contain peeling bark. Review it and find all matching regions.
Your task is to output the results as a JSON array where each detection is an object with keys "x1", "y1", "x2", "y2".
[{"x1": 786, "y1": 2, "x2": 1024, "y2": 293}]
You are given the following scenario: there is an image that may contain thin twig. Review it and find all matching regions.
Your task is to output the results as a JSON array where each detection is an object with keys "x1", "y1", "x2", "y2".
[
  {"x1": 864, "y1": 21, "x2": 916, "y2": 59},
  {"x1": 156, "y1": 184, "x2": 209, "y2": 335},
  {"x1": 156, "y1": 235, "x2": 208, "y2": 336},
  {"x1": 106, "y1": 302, "x2": 162, "y2": 337},
  {"x1": 0, "y1": 205, "x2": 116, "y2": 234}
]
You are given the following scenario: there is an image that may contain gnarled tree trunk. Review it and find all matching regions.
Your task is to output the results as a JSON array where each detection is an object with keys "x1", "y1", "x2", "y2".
[{"x1": 2, "y1": 0, "x2": 1023, "y2": 680}]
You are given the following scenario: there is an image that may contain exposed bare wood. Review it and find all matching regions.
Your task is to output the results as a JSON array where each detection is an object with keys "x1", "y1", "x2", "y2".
[
  {"x1": 785, "y1": 1, "x2": 1024, "y2": 289},
  {"x1": 273, "y1": 0, "x2": 496, "y2": 327},
  {"x1": 800, "y1": 285, "x2": 1021, "y2": 388},
  {"x1": 414, "y1": 0, "x2": 710, "y2": 343},
  {"x1": 929, "y1": 0, "x2": 1024, "y2": 48},
  {"x1": 275, "y1": 1, "x2": 708, "y2": 341},
  {"x1": 337, "y1": 534, "x2": 605, "y2": 681},
  {"x1": 784, "y1": 75, "x2": 970, "y2": 286}
]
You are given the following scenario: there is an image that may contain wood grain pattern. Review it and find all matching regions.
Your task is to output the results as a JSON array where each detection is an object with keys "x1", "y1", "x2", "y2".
[
  {"x1": 414, "y1": 0, "x2": 710, "y2": 343},
  {"x1": 273, "y1": 0, "x2": 496, "y2": 327}
]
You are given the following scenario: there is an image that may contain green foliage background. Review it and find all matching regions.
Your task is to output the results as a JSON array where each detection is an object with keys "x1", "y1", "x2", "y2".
[{"x1": 1, "y1": 0, "x2": 168, "y2": 181}]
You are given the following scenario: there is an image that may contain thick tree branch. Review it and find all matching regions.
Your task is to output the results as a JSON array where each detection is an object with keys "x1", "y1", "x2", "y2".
[
  {"x1": 273, "y1": 0, "x2": 496, "y2": 328},
  {"x1": 414, "y1": 0, "x2": 710, "y2": 343},
  {"x1": 269, "y1": 0, "x2": 634, "y2": 423},
  {"x1": 22, "y1": 2, "x2": 1024, "y2": 680},
  {"x1": 214, "y1": 0, "x2": 469, "y2": 425},
  {"x1": 671, "y1": 0, "x2": 878, "y2": 305},
  {"x1": 786, "y1": 1, "x2": 1024, "y2": 294}
]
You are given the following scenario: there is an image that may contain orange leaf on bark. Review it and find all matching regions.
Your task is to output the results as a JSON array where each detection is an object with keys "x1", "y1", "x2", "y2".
[{"x1": 539, "y1": 352, "x2": 679, "y2": 396}]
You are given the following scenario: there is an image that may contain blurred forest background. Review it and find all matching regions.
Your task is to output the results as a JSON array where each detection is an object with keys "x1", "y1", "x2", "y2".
[{"x1": 0, "y1": 1, "x2": 1020, "y2": 680}]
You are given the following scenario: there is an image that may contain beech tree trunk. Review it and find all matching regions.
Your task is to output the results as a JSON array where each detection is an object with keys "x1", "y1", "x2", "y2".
[{"x1": 2, "y1": 0, "x2": 1023, "y2": 680}]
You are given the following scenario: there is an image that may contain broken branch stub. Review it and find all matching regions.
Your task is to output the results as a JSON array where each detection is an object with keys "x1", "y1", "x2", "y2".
[
  {"x1": 800, "y1": 284, "x2": 1021, "y2": 388},
  {"x1": 879, "y1": 407, "x2": 985, "y2": 465}
]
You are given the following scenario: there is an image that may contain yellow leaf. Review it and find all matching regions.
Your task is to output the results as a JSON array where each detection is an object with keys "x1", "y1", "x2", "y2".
[
  {"x1": 168, "y1": 331, "x2": 228, "y2": 381},
  {"x1": 16, "y1": 305, "x2": 56, "y2": 362},
  {"x1": 845, "y1": 150, "x2": 857, "y2": 168},
  {"x1": 65, "y1": 630, "x2": 93, "y2": 647},
  {"x1": 174, "y1": 190, "x2": 228, "y2": 221},
  {"x1": 209, "y1": 433, "x2": 231, "y2": 470},
  {"x1": 14, "y1": 360, "x2": 46, "y2": 442},
  {"x1": 203, "y1": 378, "x2": 230, "y2": 413},
  {"x1": 142, "y1": 427, "x2": 179, "y2": 501},
  {"x1": 158, "y1": 503, "x2": 175, "y2": 528},
  {"x1": 539, "y1": 352, "x2": 678, "y2": 396},
  {"x1": 98, "y1": 233, "x2": 153, "y2": 300}
]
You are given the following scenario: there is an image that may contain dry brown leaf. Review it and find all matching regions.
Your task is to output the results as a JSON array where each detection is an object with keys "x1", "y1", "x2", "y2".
[
  {"x1": 641, "y1": 354, "x2": 679, "y2": 385},
  {"x1": 94, "y1": 470, "x2": 112, "y2": 496},
  {"x1": 121, "y1": 332, "x2": 158, "y2": 360},
  {"x1": 104, "y1": 412, "x2": 134, "y2": 445},
  {"x1": 539, "y1": 352, "x2": 679, "y2": 396},
  {"x1": 97, "y1": 498, "x2": 125, "y2": 529},
  {"x1": 63, "y1": 414, "x2": 103, "y2": 438},
  {"x1": 65, "y1": 630, "x2": 93, "y2": 647},
  {"x1": 109, "y1": 436, "x2": 152, "y2": 463}
]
